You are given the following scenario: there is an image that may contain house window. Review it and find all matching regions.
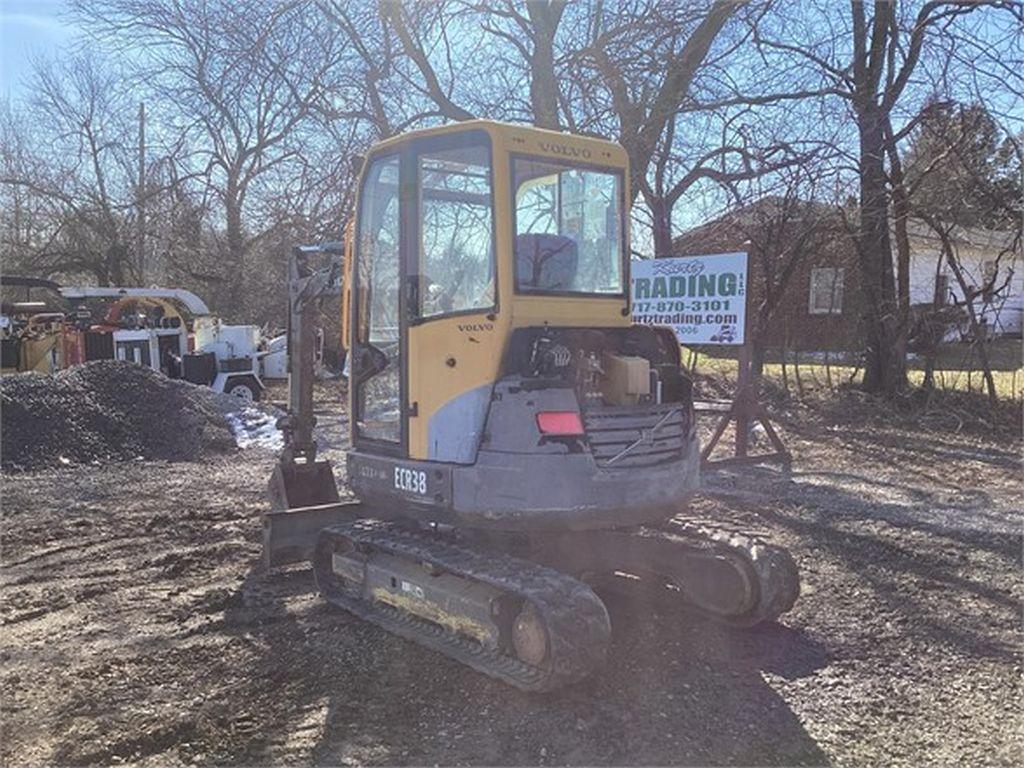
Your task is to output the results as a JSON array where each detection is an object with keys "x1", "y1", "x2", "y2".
[{"x1": 809, "y1": 267, "x2": 844, "y2": 315}]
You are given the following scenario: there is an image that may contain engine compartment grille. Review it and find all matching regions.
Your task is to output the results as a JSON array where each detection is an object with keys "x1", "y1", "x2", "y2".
[{"x1": 582, "y1": 403, "x2": 690, "y2": 468}]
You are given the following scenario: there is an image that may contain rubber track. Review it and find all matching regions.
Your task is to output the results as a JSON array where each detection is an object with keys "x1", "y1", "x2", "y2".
[
  {"x1": 652, "y1": 515, "x2": 800, "y2": 627},
  {"x1": 313, "y1": 520, "x2": 610, "y2": 692}
]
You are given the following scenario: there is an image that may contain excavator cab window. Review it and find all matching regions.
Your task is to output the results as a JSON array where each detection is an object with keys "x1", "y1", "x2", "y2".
[
  {"x1": 416, "y1": 143, "x2": 495, "y2": 318},
  {"x1": 354, "y1": 154, "x2": 402, "y2": 443},
  {"x1": 513, "y1": 157, "x2": 624, "y2": 296}
]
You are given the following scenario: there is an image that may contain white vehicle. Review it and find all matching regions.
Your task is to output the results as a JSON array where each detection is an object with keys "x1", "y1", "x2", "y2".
[
  {"x1": 260, "y1": 328, "x2": 325, "y2": 381},
  {"x1": 260, "y1": 333, "x2": 289, "y2": 380},
  {"x1": 193, "y1": 316, "x2": 266, "y2": 402}
]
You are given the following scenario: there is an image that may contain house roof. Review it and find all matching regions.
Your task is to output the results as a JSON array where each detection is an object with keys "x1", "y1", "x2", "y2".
[
  {"x1": 673, "y1": 195, "x2": 1020, "y2": 256},
  {"x1": 904, "y1": 219, "x2": 1021, "y2": 253},
  {"x1": 671, "y1": 196, "x2": 845, "y2": 254}
]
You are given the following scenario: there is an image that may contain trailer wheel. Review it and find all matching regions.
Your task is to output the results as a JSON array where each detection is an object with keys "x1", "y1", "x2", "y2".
[{"x1": 226, "y1": 376, "x2": 261, "y2": 403}]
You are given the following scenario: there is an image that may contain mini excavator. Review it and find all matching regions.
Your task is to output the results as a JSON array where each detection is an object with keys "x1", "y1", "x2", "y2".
[{"x1": 265, "y1": 120, "x2": 799, "y2": 691}]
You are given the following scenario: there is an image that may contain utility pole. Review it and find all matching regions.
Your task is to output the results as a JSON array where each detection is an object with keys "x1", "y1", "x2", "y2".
[{"x1": 137, "y1": 102, "x2": 146, "y2": 285}]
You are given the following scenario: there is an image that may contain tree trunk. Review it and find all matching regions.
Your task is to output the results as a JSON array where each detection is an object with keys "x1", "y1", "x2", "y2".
[
  {"x1": 922, "y1": 254, "x2": 946, "y2": 391},
  {"x1": 885, "y1": 136, "x2": 911, "y2": 320},
  {"x1": 103, "y1": 243, "x2": 128, "y2": 286},
  {"x1": 922, "y1": 353, "x2": 936, "y2": 391},
  {"x1": 780, "y1": 333, "x2": 790, "y2": 396},
  {"x1": 856, "y1": 109, "x2": 907, "y2": 395},
  {"x1": 885, "y1": 128, "x2": 911, "y2": 383},
  {"x1": 749, "y1": 302, "x2": 774, "y2": 383},
  {"x1": 224, "y1": 184, "x2": 245, "y2": 318},
  {"x1": 650, "y1": 196, "x2": 674, "y2": 256},
  {"x1": 966, "y1": 311, "x2": 998, "y2": 402},
  {"x1": 750, "y1": 338, "x2": 765, "y2": 382},
  {"x1": 527, "y1": 7, "x2": 561, "y2": 130},
  {"x1": 793, "y1": 347, "x2": 804, "y2": 398},
  {"x1": 928, "y1": 215, "x2": 1000, "y2": 403}
]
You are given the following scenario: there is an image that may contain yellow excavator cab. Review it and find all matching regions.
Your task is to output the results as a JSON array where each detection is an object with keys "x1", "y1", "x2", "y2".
[{"x1": 342, "y1": 120, "x2": 632, "y2": 461}]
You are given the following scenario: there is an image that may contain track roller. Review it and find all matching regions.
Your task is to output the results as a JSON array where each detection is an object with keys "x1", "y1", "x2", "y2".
[{"x1": 313, "y1": 519, "x2": 610, "y2": 692}]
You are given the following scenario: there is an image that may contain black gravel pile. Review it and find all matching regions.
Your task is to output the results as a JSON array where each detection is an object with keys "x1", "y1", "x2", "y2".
[{"x1": 1, "y1": 361, "x2": 237, "y2": 470}]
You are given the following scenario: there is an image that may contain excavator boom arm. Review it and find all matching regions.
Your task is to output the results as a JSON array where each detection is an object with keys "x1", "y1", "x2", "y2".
[{"x1": 264, "y1": 243, "x2": 350, "y2": 567}]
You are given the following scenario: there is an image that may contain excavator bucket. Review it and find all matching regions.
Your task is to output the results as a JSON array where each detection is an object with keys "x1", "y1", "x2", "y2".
[
  {"x1": 263, "y1": 460, "x2": 361, "y2": 570},
  {"x1": 267, "y1": 459, "x2": 340, "y2": 511}
]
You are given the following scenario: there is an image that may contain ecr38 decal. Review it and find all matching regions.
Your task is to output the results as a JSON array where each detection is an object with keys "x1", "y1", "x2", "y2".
[{"x1": 394, "y1": 466, "x2": 427, "y2": 495}]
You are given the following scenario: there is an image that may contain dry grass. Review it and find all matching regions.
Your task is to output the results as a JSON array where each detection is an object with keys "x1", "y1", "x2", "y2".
[{"x1": 684, "y1": 347, "x2": 1024, "y2": 401}]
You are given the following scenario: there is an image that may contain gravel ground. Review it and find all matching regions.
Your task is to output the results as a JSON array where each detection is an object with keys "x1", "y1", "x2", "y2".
[{"x1": 1, "y1": 383, "x2": 1020, "y2": 766}]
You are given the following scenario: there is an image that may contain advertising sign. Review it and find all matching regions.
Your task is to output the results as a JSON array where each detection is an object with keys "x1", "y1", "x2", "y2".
[{"x1": 631, "y1": 252, "x2": 748, "y2": 345}]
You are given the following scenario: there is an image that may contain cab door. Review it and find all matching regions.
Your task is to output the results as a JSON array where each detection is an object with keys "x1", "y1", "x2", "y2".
[
  {"x1": 405, "y1": 131, "x2": 501, "y2": 463},
  {"x1": 350, "y1": 153, "x2": 406, "y2": 455}
]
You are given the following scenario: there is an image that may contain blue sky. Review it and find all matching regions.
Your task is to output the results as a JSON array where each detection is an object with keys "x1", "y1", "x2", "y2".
[{"x1": 0, "y1": 0, "x2": 75, "y2": 99}]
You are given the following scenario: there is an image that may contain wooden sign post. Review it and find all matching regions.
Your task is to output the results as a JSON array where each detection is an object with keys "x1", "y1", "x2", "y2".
[{"x1": 695, "y1": 343, "x2": 790, "y2": 469}]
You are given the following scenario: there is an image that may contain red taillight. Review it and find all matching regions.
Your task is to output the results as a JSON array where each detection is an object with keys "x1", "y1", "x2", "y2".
[{"x1": 536, "y1": 411, "x2": 584, "y2": 436}]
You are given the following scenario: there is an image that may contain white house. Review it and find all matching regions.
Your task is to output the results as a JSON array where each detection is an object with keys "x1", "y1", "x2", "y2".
[{"x1": 906, "y1": 221, "x2": 1022, "y2": 338}]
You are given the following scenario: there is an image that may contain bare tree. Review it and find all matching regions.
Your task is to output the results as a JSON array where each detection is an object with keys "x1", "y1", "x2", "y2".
[
  {"x1": 468, "y1": 0, "x2": 568, "y2": 129},
  {"x1": 0, "y1": 103, "x2": 54, "y2": 277},
  {"x1": 906, "y1": 105, "x2": 1023, "y2": 401},
  {"x1": 672, "y1": 162, "x2": 840, "y2": 382},
  {"x1": 72, "y1": 0, "x2": 349, "y2": 316},
  {"x1": 580, "y1": 0, "x2": 740, "y2": 206},
  {"x1": 564, "y1": 1, "x2": 838, "y2": 259},
  {"x1": 754, "y1": 0, "x2": 1015, "y2": 395},
  {"x1": 368, "y1": 0, "x2": 577, "y2": 128},
  {"x1": 11, "y1": 0, "x2": 1016, "y2": 358},
  {"x1": 317, "y1": 1, "x2": 451, "y2": 137},
  {"x1": 914, "y1": 213, "x2": 1021, "y2": 401},
  {"x1": 735, "y1": 171, "x2": 840, "y2": 379},
  {"x1": 1, "y1": 54, "x2": 147, "y2": 285}
]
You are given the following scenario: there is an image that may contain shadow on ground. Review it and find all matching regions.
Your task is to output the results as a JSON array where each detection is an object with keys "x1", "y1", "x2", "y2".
[
  {"x1": 701, "y1": 437, "x2": 1021, "y2": 669},
  {"x1": 215, "y1": 562, "x2": 831, "y2": 766}
]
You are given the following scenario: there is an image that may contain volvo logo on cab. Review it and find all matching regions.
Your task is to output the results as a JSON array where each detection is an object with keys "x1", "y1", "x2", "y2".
[
  {"x1": 538, "y1": 141, "x2": 592, "y2": 159},
  {"x1": 457, "y1": 322, "x2": 493, "y2": 333}
]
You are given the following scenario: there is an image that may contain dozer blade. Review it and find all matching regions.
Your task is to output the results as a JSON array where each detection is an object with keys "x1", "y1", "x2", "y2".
[
  {"x1": 262, "y1": 500, "x2": 365, "y2": 570},
  {"x1": 313, "y1": 519, "x2": 611, "y2": 692}
]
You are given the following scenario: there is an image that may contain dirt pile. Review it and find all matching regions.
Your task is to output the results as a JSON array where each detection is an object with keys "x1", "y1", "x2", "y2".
[{"x1": 1, "y1": 361, "x2": 237, "y2": 470}]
